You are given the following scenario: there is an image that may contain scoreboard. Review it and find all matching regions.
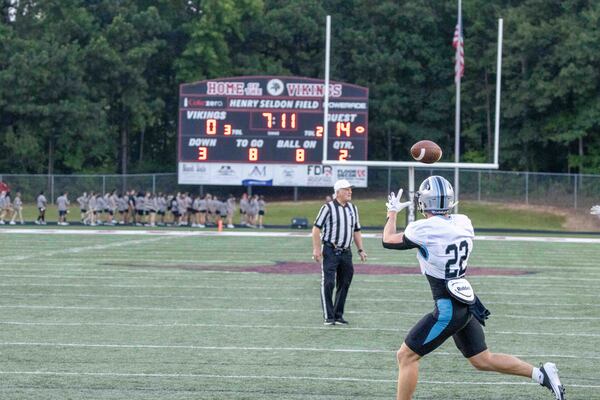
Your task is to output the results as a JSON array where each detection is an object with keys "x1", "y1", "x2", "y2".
[{"x1": 177, "y1": 76, "x2": 369, "y2": 187}]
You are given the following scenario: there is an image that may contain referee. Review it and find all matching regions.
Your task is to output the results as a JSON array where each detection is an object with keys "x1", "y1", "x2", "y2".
[{"x1": 312, "y1": 179, "x2": 367, "y2": 325}]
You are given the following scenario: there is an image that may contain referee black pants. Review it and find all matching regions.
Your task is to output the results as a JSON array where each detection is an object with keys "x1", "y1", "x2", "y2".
[{"x1": 320, "y1": 245, "x2": 354, "y2": 321}]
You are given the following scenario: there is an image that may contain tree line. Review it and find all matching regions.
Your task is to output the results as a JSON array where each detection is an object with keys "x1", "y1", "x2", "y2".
[{"x1": 1, "y1": 0, "x2": 599, "y2": 175}]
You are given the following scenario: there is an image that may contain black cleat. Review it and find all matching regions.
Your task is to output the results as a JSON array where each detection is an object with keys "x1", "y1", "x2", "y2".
[
  {"x1": 323, "y1": 319, "x2": 335, "y2": 326},
  {"x1": 335, "y1": 318, "x2": 349, "y2": 325},
  {"x1": 540, "y1": 362, "x2": 566, "y2": 400}
]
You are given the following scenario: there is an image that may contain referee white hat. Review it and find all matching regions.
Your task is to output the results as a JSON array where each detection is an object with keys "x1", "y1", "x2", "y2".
[{"x1": 333, "y1": 179, "x2": 353, "y2": 192}]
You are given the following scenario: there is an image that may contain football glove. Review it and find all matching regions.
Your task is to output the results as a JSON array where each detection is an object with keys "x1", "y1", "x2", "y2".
[
  {"x1": 386, "y1": 189, "x2": 412, "y2": 213},
  {"x1": 591, "y1": 205, "x2": 600, "y2": 215}
]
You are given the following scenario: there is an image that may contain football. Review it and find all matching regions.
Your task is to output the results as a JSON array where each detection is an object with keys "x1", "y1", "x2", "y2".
[{"x1": 410, "y1": 140, "x2": 442, "y2": 164}]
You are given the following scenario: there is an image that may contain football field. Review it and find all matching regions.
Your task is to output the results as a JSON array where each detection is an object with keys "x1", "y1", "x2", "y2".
[{"x1": 0, "y1": 229, "x2": 599, "y2": 399}]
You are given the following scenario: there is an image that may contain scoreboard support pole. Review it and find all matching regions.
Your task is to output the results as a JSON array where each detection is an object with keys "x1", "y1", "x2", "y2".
[{"x1": 322, "y1": 15, "x2": 332, "y2": 162}]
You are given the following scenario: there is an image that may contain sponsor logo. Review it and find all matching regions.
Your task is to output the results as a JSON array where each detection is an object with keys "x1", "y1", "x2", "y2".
[
  {"x1": 307, "y1": 165, "x2": 333, "y2": 177},
  {"x1": 195, "y1": 165, "x2": 208, "y2": 173},
  {"x1": 282, "y1": 168, "x2": 295, "y2": 179},
  {"x1": 184, "y1": 98, "x2": 206, "y2": 107},
  {"x1": 249, "y1": 166, "x2": 267, "y2": 177},
  {"x1": 266, "y1": 79, "x2": 285, "y2": 96},
  {"x1": 182, "y1": 164, "x2": 194, "y2": 172},
  {"x1": 337, "y1": 169, "x2": 366, "y2": 179},
  {"x1": 217, "y1": 165, "x2": 236, "y2": 177}
]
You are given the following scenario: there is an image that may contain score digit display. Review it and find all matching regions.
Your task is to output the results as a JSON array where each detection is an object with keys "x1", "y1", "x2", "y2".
[{"x1": 178, "y1": 76, "x2": 369, "y2": 187}]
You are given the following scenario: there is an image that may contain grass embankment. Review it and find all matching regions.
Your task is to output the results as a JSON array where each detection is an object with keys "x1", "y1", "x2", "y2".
[{"x1": 11, "y1": 199, "x2": 572, "y2": 231}]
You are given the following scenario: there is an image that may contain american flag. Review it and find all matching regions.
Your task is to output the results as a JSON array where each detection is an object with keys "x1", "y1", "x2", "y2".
[{"x1": 453, "y1": 12, "x2": 464, "y2": 83}]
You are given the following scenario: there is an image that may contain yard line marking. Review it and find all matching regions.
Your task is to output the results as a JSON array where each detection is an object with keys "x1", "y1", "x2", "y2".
[
  {"x1": 1, "y1": 237, "x2": 169, "y2": 261},
  {"x1": 0, "y1": 370, "x2": 598, "y2": 388},
  {"x1": 0, "y1": 370, "x2": 598, "y2": 389},
  {"x1": 0, "y1": 283, "x2": 597, "y2": 298},
  {"x1": 1, "y1": 321, "x2": 598, "y2": 337},
  {"x1": 0, "y1": 305, "x2": 597, "y2": 320},
  {"x1": 3, "y1": 228, "x2": 600, "y2": 244},
  {"x1": 0, "y1": 343, "x2": 598, "y2": 361},
  {"x1": 0, "y1": 293, "x2": 598, "y2": 308},
  {"x1": 0, "y1": 274, "x2": 598, "y2": 292}
]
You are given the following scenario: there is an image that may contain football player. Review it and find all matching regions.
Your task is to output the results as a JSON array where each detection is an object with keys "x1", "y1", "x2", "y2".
[{"x1": 382, "y1": 176, "x2": 565, "y2": 400}]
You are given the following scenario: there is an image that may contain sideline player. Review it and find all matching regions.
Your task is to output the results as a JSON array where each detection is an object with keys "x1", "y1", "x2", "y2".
[{"x1": 382, "y1": 176, "x2": 565, "y2": 400}]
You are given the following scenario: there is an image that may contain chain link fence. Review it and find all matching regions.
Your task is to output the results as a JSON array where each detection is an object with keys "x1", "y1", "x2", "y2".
[{"x1": 0, "y1": 168, "x2": 598, "y2": 210}]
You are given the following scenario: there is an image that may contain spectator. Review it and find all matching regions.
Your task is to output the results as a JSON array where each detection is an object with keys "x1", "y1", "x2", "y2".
[
  {"x1": 170, "y1": 192, "x2": 180, "y2": 225},
  {"x1": 197, "y1": 194, "x2": 207, "y2": 228},
  {"x1": 225, "y1": 194, "x2": 236, "y2": 228},
  {"x1": 185, "y1": 192, "x2": 193, "y2": 226},
  {"x1": 96, "y1": 193, "x2": 106, "y2": 225},
  {"x1": 107, "y1": 190, "x2": 118, "y2": 225},
  {"x1": 325, "y1": 195, "x2": 333, "y2": 203},
  {"x1": 247, "y1": 195, "x2": 259, "y2": 228},
  {"x1": 177, "y1": 193, "x2": 187, "y2": 226},
  {"x1": 258, "y1": 195, "x2": 266, "y2": 229},
  {"x1": 127, "y1": 190, "x2": 136, "y2": 225},
  {"x1": 35, "y1": 191, "x2": 47, "y2": 225},
  {"x1": 117, "y1": 192, "x2": 128, "y2": 224},
  {"x1": 145, "y1": 192, "x2": 157, "y2": 226},
  {"x1": 77, "y1": 192, "x2": 88, "y2": 223},
  {"x1": 0, "y1": 191, "x2": 7, "y2": 224},
  {"x1": 56, "y1": 192, "x2": 70, "y2": 226},
  {"x1": 239, "y1": 193, "x2": 249, "y2": 226},
  {"x1": 212, "y1": 195, "x2": 223, "y2": 226},
  {"x1": 86, "y1": 192, "x2": 97, "y2": 226},
  {"x1": 9, "y1": 191, "x2": 24, "y2": 225},
  {"x1": 157, "y1": 192, "x2": 167, "y2": 226},
  {"x1": 135, "y1": 191, "x2": 145, "y2": 226}
]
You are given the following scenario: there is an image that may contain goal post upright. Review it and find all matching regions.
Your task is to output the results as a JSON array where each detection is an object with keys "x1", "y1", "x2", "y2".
[{"x1": 321, "y1": 18, "x2": 503, "y2": 222}]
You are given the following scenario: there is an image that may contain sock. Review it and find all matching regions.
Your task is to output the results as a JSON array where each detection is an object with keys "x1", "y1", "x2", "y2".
[{"x1": 532, "y1": 367, "x2": 544, "y2": 384}]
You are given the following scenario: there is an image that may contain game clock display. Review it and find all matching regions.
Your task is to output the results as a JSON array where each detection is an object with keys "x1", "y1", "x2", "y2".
[{"x1": 178, "y1": 76, "x2": 369, "y2": 164}]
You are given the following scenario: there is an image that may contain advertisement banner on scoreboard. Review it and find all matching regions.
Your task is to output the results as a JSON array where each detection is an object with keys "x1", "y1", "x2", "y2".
[
  {"x1": 178, "y1": 162, "x2": 367, "y2": 187},
  {"x1": 179, "y1": 162, "x2": 212, "y2": 184},
  {"x1": 241, "y1": 164, "x2": 274, "y2": 186},
  {"x1": 272, "y1": 165, "x2": 307, "y2": 186}
]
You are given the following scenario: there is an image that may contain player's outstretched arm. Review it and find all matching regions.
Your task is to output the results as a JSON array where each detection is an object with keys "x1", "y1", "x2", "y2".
[{"x1": 383, "y1": 189, "x2": 410, "y2": 245}]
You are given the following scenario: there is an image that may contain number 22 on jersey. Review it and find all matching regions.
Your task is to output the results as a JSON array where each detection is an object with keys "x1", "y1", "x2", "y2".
[{"x1": 445, "y1": 240, "x2": 470, "y2": 279}]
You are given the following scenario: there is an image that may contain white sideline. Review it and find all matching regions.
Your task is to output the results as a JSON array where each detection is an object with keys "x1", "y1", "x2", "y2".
[
  {"x1": 0, "y1": 283, "x2": 597, "y2": 298},
  {"x1": 1, "y1": 292, "x2": 598, "y2": 307},
  {"x1": 0, "y1": 304, "x2": 598, "y2": 320},
  {"x1": 0, "y1": 321, "x2": 598, "y2": 337},
  {"x1": 2, "y1": 228, "x2": 600, "y2": 243},
  {"x1": 1, "y1": 369, "x2": 599, "y2": 388},
  {"x1": 1, "y1": 370, "x2": 598, "y2": 389},
  {"x1": 0, "y1": 341, "x2": 599, "y2": 361}
]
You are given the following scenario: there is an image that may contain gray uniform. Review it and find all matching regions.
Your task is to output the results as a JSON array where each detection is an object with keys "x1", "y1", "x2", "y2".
[
  {"x1": 158, "y1": 196, "x2": 167, "y2": 214},
  {"x1": 226, "y1": 197, "x2": 236, "y2": 216},
  {"x1": 56, "y1": 195, "x2": 69, "y2": 211},
  {"x1": 96, "y1": 196, "x2": 106, "y2": 212},
  {"x1": 240, "y1": 197, "x2": 249, "y2": 214},
  {"x1": 88, "y1": 196, "x2": 97, "y2": 212},
  {"x1": 77, "y1": 195, "x2": 88, "y2": 211},
  {"x1": 37, "y1": 194, "x2": 47, "y2": 210},
  {"x1": 117, "y1": 196, "x2": 128, "y2": 212}
]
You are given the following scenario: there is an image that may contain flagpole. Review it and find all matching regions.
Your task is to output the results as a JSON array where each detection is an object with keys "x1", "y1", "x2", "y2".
[{"x1": 454, "y1": 0, "x2": 462, "y2": 213}]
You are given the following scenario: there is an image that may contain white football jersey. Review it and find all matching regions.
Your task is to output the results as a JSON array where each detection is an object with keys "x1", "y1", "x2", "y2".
[{"x1": 404, "y1": 214, "x2": 474, "y2": 280}]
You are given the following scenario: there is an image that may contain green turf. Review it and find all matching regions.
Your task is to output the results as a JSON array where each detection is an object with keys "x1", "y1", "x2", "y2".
[
  {"x1": 0, "y1": 231, "x2": 598, "y2": 399},
  {"x1": 12, "y1": 198, "x2": 570, "y2": 231}
]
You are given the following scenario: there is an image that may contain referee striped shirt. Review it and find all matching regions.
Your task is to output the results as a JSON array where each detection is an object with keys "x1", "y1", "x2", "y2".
[{"x1": 314, "y1": 200, "x2": 361, "y2": 249}]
